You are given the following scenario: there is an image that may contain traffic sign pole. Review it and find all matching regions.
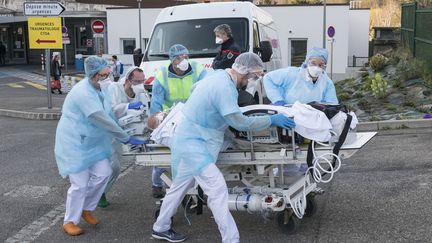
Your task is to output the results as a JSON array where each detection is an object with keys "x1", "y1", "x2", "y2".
[
  {"x1": 63, "y1": 17, "x2": 67, "y2": 73},
  {"x1": 45, "y1": 48, "x2": 52, "y2": 109},
  {"x1": 326, "y1": 26, "x2": 335, "y2": 80},
  {"x1": 25, "y1": 2, "x2": 64, "y2": 109},
  {"x1": 330, "y1": 38, "x2": 334, "y2": 80}
]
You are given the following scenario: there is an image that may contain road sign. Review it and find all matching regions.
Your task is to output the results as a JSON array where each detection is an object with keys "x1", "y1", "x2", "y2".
[
  {"x1": 62, "y1": 37, "x2": 70, "y2": 44},
  {"x1": 327, "y1": 26, "x2": 335, "y2": 38},
  {"x1": 61, "y1": 26, "x2": 68, "y2": 34},
  {"x1": 23, "y1": 2, "x2": 65, "y2": 16},
  {"x1": 91, "y1": 20, "x2": 105, "y2": 34},
  {"x1": 28, "y1": 17, "x2": 62, "y2": 49}
]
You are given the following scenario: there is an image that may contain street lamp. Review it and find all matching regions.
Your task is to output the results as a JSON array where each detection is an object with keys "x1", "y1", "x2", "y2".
[{"x1": 138, "y1": 0, "x2": 142, "y2": 50}]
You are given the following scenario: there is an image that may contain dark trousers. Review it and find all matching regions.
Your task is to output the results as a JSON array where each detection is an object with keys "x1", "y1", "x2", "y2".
[{"x1": 0, "y1": 54, "x2": 5, "y2": 65}]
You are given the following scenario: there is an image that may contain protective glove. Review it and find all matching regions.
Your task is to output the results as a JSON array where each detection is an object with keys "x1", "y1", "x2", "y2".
[
  {"x1": 128, "y1": 101, "x2": 144, "y2": 110},
  {"x1": 124, "y1": 136, "x2": 148, "y2": 145},
  {"x1": 270, "y1": 114, "x2": 296, "y2": 129},
  {"x1": 273, "y1": 100, "x2": 286, "y2": 106}
]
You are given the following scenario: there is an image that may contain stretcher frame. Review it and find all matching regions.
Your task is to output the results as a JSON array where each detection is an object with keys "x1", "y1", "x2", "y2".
[{"x1": 132, "y1": 129, "x2": 377, "y2": 234}]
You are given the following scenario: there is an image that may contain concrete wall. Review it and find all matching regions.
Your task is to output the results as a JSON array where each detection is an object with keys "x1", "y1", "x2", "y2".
[
  {"x1": 348, "y1": 9, "x2": 370, "y2": 67},
  {"x1": 262, "y1": 5, "x2": 350, "y2": 76},
  {"x1": 106, "y1": 8, "x2": 160, "y2": 54}
]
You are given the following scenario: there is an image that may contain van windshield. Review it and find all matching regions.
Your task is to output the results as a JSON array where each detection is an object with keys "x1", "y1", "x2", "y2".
[{"x1": 145, "y1": 18, "x2": 249, "y2": 61}]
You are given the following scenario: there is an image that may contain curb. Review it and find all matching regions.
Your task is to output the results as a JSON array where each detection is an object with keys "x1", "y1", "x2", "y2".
[
  {"x1": 0, "y1": 109, "x2": 61, "y2": 120},
  {"x1": 357, "y1": 119, "x2": 432, "y2": 131},
  {"x1": 1, "y1": 108, "x2": 432, "y2": 127}
]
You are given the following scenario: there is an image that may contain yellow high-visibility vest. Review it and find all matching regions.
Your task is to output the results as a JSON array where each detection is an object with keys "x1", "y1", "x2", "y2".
[{"x1": 155, "y1": 60, "x2": 204, "y2": 111}]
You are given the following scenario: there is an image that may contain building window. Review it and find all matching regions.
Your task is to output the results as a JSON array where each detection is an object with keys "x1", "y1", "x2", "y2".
[
  {"x1": 121, "y1": 38, "x2": 136, "y2": 54},
  {"x1": 289, "y1": 39, "x2": 307, "y2": 67}
]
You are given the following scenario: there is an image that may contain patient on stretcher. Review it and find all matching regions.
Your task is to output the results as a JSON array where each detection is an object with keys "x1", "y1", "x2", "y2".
[{"x1": 147, "y1": 102, "x2": 358, "y2": 150}]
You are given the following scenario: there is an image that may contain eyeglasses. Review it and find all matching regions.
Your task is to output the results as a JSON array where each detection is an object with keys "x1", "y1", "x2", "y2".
[
  {"x1": 246, "y1": 72, "x2": 263, "y2": 80},
  {"x1": 308, "y1": 61, "x2": 327, "y2": 69},
  {"x1": 130, "y1": 79, "x2": 145, "y2": 85},
  {"x1": 98, "y1": 72, "x2": 111, "y2": 79}
]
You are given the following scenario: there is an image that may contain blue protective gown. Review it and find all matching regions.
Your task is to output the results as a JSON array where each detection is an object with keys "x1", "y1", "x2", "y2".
[
  {"x1": 55, "y1": 78, "x2": 129, "y2": 178},
  {"x1": 171, "y1": 70, "x2": 271, "y2": 183},
  {"x1": 263, "y1": 67, "x2": 338, "y2": 105}
]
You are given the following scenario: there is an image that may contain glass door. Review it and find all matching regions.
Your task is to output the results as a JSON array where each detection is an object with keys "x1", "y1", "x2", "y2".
[
  {"x1": 12, "y1": 24, "x2": 26, "y2": 63},
  {"x1": 288, "y1": 39, "x2": 307, "y2": 67}
]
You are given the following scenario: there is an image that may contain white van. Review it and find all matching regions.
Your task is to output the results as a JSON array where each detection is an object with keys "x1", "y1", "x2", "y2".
[{"x1": 140, "y1": 1, "x2": 282, "y2": 101}]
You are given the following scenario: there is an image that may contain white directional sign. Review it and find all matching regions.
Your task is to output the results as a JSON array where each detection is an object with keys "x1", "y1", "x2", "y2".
[{"x1": 23, "y1": 2, "x2": 65, "y2": 16}]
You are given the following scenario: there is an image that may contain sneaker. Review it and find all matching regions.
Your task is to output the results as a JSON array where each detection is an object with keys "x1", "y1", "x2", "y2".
[
  {"x1": 152, "y1": 228, "x2": 186, "y2": 242},
  {"x1": 152, "y1": 186, "x2": 165, "y2": 199},
  {"x1": 98, "y1": 193, "x2": 110, "y2": 208}
]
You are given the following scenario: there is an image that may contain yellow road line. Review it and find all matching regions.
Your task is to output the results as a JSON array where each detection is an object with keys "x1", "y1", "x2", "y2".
[
  {"x1": 7, "y1": 83, "x2": 25, "y2": 88},
  {"x1": 25, "y1": 81, "x2": 47, "y2": 90}
]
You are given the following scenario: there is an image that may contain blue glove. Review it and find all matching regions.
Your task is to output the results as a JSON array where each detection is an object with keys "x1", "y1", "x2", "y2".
[
  {"x1": 273, "y1": 100, "x2": 286, "y2": 106},
  {"x1": 270, "y1": 114, "x2": 296, "y2": 129},
  {"x1": 125, "y1": 136, "x2": 148, "y2": 145},
  {"x1": 128, "y1": 101, "x2": 143, "y2": 110}
]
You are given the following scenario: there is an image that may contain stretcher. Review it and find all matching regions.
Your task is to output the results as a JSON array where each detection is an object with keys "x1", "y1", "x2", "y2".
[{"x1": 125, "y1": 104, "x2": 377, "y2": 235}]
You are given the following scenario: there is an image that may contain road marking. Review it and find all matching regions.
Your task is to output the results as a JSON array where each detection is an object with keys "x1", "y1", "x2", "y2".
[
  {"x1": 25, "y1": 81, "x2": 47, "y2": 90},
  {"x1": 5, "y1": 161, "x2": 136, "y2": 242},
  {"x1": 7, "y1": 83, "x2": 25, "y2": 88},
  {"x1": 3, "y1": 185, "x2": 51, "y2": 198}
]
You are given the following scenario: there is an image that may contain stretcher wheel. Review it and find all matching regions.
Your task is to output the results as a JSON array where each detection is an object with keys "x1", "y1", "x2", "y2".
[
  {"x1": 276, "y1": 209, "x2": 300, "y2": 235},
  {"x1": 304, "y1": 195, "x2": 317, "y2": 217}
]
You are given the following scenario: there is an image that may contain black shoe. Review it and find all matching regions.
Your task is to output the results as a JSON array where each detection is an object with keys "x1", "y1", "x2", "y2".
[
  {"x1": 152, "y1": 186, "x2": 165, "y2": 199},
  {"x1": 152, "y1": 228, "x2": 186, "y2": 242},
  {"x1": 58, "y1": 90, "x2": 63, "y2": 94}
]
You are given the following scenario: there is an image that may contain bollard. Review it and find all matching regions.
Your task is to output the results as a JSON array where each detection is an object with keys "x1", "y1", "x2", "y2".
[
  {"x1": 71, "y1": 77, "x2": 77, "y2": 87},
  {"x1": 41, "y1": 53, "x2": 45, "y2": 71},
  {"x1": 63, "y1": 75, "x2": 70, "y2": 93}
]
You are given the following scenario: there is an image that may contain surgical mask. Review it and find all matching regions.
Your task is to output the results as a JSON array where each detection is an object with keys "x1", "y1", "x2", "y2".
[
  {"x1": 98, "y1": 78, "x2": 111, "y2": 90},
  {"x1": 176, "y1": 59, "x2": 189, "y2": 71},
  {"x1": 131, "y1": 83, "x2": 145, "y2": 95},
  {"x1": 244, "y1": 75, "x2": 261, "y2": 92},
  {"x1": 307, "y1": 65, "x2": 323, "y2": 78},
  {"x1": 215, "y1": 37, "x2": 223, "y2": 44}
]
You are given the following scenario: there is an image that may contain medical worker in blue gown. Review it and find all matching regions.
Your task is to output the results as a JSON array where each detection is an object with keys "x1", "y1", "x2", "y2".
[
  {"x1": 151, "y1": 53, "x2": 296, "y2": 243},
  {"x1": 55, "y1": 56, "x2": 146, "y2": 236},
  {"x1": 263, "y1": 47, "x2": 338, "y2": 106}
]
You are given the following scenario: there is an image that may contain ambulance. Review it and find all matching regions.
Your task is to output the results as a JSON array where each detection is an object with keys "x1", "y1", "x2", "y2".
[{"x1": 140, "y1": 1, "x2": 282, "y2": 101}]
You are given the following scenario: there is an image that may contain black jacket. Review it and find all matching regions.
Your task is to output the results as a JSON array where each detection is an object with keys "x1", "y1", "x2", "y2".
[
  {"x1": 51, "y1": 60, "x2": 61, "y2": 77},
  {"x1": 212, "y1": 37, "x2": 241, "y2": 70}
]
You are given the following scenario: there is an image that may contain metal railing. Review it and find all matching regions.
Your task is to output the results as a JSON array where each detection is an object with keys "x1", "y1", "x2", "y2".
[{"x1": 347, "y1": 55, "x2": 368, "y2": 67}]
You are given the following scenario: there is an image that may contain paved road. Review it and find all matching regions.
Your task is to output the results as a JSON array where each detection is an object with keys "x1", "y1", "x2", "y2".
[{"x1": 1, "y1": 114, "x2": 431, "y2": 243}]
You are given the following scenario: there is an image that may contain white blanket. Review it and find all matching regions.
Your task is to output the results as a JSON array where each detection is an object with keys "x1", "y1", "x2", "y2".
[{"x1": 150, "y1": 103, "x2": 184, "y2": 147}]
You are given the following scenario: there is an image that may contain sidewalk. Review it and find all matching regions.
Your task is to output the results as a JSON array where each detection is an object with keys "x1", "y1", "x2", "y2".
[
  {"x1": 0, "y1": 83, "x2": 65, "y2": 120},
  {"x1": 0, "y1": 66, "x2": 66, "y2": 120}
]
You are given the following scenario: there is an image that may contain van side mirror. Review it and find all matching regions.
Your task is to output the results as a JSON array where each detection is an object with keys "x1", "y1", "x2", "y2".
[{"x1": 254, "y1": 41, "x2": 273, "y2": 62}]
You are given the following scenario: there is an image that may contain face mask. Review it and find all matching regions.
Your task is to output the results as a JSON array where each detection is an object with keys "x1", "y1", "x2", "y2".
[
  {"x1": 307, "y1": 65, "x2": 323, "y2": 78},
  {"x1": 176, "y1": 59, "x2": 189, "y2": 71},
  {"x1": 98, "y1": 78, "x2": 111, "y2": 90},
  {"x1": 131, "y1": 83, "x2": 145, "y2": 95},
  {"x1": 215, "y1": 37, "x2": 223, "y2": 44}
]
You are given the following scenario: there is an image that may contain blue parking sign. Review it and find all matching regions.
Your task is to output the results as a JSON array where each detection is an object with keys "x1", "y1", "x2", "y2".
[{"x1": 327, "y1": 26, "x2": 335, "y2": 38}]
